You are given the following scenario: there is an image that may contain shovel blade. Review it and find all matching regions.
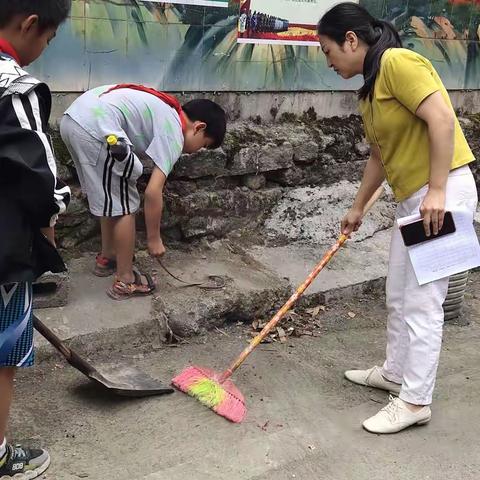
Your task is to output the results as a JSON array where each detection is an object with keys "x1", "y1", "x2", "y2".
[
  {"x1": 88, "y1": 364, "x2": 174, "y2": 397},
  {"x1": 33, "y1": 315, "x2": 173, "y2": 397}
]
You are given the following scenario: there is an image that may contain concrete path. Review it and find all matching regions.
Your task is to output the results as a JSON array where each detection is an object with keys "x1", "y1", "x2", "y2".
[
  {"x1": 249, "y1": 229, "x2": 391, "y2": 300},
  {"x1": 34, "y1": 257, "x2": 152, "y2": 348},
  {"x1": 11, "y1": 273, "x2": 480, "y2": 480},
  {"x1": 34, "y1": 226, "x2": 392, "y2": 348}
]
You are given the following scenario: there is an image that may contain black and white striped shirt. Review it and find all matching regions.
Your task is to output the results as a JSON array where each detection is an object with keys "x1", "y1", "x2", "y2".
[{"x1": 0, "y1": 53, "x2": 71, "y2": 283}]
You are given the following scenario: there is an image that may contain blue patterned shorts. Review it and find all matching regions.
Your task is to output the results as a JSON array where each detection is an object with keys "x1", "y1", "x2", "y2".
[{"x1": 0, "y1": 282, "x2": 34, "y2": 368}]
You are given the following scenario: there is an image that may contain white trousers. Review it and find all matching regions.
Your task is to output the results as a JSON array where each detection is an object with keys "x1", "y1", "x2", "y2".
[{"x1": 381, "y1": 166, "x2": 478, "y2": 405}]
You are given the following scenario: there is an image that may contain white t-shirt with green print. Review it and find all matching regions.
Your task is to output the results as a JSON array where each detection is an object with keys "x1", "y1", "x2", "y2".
[{"x1": 65, "y1": 85, "x2": 184, "y2": 176}]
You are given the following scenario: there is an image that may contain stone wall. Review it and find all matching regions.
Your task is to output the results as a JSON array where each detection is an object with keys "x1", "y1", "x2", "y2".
[{"x1": 52, "y1": 114, "x2": 480, "y2": 249}]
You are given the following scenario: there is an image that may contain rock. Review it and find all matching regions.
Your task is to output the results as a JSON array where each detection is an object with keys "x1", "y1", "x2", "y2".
[
  {"x1": 264, "y1": 181, "x2": 396, "y2": 245},
  {"x1": 152, "y1": 246, "x2": 290, "y2": 337},
  {"x1": 355, "y1": 141, "x2": 370, "y2": 156},
  {"x1": 33, "y1": 271, "x2": 70, "y2": 309},
  {"x1": 57, "y1": 217, "x2": 98, "y2": 249},
  {"x1": 171, "y1": 148, "x2": 227, "y2": 179},
  {"x1": 458, "y1": 117, "x2": 472, "y2": 129},
  {"x1": 181, "y1": 217, "x2": 209, "y2": 238},
  {"x1": 242, "y1": 174, "x2": 266, "y2": 190},
  {"x1": 326, "y1": 134, "x2": 352, "y2": 160},
  {"x1": 47, "y1": 113, "x2": 480, "y2": 248},
  {"x1": 268, "y1": 167, "x2": 305, "y2": 187},
  {"x1": 319, "y1": 134, "x2": 336, "y2": 151},
  {"x1": 230, "y1": 142, "x2": 294, "y2": 175},
  {"x1": 56, "y1": 189, "x2": 98, "y2": 248},
  {"x1": 56, "y1": 161, "x2": 76, "y2": 183},
  {"x1": 166, "y1": 180, "x2": 198, "y2": 196},
  {"x1": 166, "y1": 188, "x2": 283, "y2": 239},
  {"x1": 293, "y1": 141, "x2": 319, "y2": 164},
  {"x1": 195, "y1": 176, "x2": 240, "y2": 190}
]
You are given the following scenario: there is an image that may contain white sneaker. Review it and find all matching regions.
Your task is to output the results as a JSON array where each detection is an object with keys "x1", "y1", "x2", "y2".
[
  {"x1": 363, "y1": 396, "x2": 432, "y2": 434},
  {"x1": 344, "y1": 366, "x2": 401, "y2": 394}
]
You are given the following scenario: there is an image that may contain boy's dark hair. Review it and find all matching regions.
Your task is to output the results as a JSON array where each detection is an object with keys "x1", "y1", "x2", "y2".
[
  {"x1": 0, "y1": 0, "x2": 72, "y2": 30},
  {"x1": 318, "y1": 2, "x2": 402, "y2": 101},
  {"x1": 182, "y1": 99, "x2": 227, "y2": 149}
]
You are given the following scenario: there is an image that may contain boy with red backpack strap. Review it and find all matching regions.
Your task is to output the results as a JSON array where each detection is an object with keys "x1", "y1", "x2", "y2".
[{"x1": 60, "y1": 84, "x2": 227, "y2": 300}]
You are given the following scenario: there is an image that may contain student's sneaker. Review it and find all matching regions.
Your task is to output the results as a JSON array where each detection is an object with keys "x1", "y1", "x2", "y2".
[
  {"x1": 344, "y1": 365, "x2": 401, "y2": 395},
  {"x1": 363, "y1": 396, "x2": 432, "y2": 434},
  {"x1": 0, "y1": 443, "x2": 50, "y2": 479}
]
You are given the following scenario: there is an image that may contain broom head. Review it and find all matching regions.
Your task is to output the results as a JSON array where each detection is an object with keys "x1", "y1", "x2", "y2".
[{"x1": 172, "y1": 365, "x2": 246, "y2": 423}]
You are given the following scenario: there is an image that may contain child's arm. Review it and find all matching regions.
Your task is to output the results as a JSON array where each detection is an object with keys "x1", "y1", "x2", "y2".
[{"x1": 144, "y1": 166, "x2": 167, "y2": 257}]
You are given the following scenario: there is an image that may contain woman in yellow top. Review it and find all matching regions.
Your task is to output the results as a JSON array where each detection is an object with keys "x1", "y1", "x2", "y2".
[{"x1": 318, "y1": 2, "x2": 477, "y2": 434}]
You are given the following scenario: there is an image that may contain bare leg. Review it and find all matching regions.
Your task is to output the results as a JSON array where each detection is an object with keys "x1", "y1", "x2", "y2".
[
  {"x1": 113, "y1": 214, "x2": 136, "y2": 284},
  {"x1": 100, "y1": 217, "x2": 117, "y2": 260},
  {"x1": 0, "y1": 368, "x2": 16, "y2": 443}
]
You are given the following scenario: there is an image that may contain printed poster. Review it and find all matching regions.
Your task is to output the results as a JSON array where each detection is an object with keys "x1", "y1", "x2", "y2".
[
  {"x1": 145, "y1": 0, "x2": 229, "y2": 7},
  {"x1": 238, "y1": 0, "x2": 358, "y2": 46}
]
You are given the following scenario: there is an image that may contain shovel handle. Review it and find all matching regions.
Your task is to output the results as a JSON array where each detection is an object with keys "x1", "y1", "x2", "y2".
[
  {"x1": 219, "y1": 185, "x2": 385, "y2": 383},
  {"x1": 33, "y1": 315, "x2": 94, "y2": 377},
  {"x1": 33, "y1": 315, "x2": 71, "y2": 357}
]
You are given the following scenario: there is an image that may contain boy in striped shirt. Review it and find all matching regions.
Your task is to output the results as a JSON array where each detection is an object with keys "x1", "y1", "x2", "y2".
[{"x1": 0, "y1": 1, "x2": 71, "y2": 478}]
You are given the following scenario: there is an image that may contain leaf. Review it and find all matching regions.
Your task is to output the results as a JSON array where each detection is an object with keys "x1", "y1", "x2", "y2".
[
  {"x1": 252, "y1": 319, "x2": 260, "y2": 329},
  {"x1": 347, "y1": 311, "x2": 356, "y2": 318},
  {"x1": 277, "y1": 327, "x2": 287, "y2": 343},
  {"x1": 306, "y1": 305, "x2": 326, "y2": 317},
  {"x1": 290, "y1": 328, "x2": 301, "y2": 337}
]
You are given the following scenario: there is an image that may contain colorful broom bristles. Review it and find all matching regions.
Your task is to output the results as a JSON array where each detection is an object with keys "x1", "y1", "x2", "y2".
[{"x1": 172, "y1": 365, "x2": 246, "y2": 423}]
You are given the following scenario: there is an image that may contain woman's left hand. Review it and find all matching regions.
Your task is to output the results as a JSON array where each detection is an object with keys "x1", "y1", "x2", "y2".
[{"x1": 419, "y1": 187, "x2": 446, "y2": 237}]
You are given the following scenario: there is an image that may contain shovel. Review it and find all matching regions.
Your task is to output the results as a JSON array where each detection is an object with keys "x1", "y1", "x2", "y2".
[{"x1": 33, "y1": 315, "x2": 174, "y2": 397}]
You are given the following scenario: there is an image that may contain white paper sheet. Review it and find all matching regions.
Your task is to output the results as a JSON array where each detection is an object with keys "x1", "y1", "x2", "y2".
[{"x1": 397, "y1": 209, "x2": 480, "y2": 285}]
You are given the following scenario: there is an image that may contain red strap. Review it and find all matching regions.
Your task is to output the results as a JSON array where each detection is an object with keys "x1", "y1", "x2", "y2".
[
  {"x1": 0, "y1": 39, "x2": 21, "y2": 65},
  {"x1": 102, "y1": 84, "x2": 187, "y2": 133}
]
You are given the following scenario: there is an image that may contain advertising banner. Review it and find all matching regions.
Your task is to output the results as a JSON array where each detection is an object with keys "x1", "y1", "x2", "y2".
[
  {"x1": 146, "y1": 0, "x2": 229, "y2": 7},
  {"x1": 237, "y1": 0, "x2": 358, "y2": 46}
]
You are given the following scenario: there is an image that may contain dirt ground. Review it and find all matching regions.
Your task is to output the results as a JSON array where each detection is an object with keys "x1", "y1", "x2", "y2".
[{"x1": 9, "y1": 272, "x2": 480, "y2": 480}]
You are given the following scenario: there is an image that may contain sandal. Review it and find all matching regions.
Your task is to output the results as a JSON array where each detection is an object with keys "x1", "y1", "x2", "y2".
[
  {"x1": 107, "y1": 270, "x2": 156, "y2": 301},
  {"x1": 94, "y1": 253, "x2": 137, "y2": 277},
  {"x1": 94, "y1": 254, "x2": 117, "y2": 277}
]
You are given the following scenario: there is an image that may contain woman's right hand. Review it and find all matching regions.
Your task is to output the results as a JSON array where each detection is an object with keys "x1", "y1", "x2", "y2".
[{"x1": 341, "y1": 207, "x2": 364, "y2": 236}]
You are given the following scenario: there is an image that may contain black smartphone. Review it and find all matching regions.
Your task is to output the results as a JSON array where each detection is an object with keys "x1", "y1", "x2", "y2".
[{"x1": 400, "y1": 211, "x2": 456, "y2": 247}]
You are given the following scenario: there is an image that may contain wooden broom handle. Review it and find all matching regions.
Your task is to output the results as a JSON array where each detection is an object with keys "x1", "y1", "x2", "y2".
[
  {"x1": 360, "y1": 185, "x2": 385, "y2": 216},
  {"x1": 219, "y1": 185, "x2": 385, "y2": 383}
]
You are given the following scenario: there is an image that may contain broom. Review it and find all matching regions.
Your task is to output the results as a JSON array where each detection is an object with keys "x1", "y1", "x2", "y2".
[{"x1": 172, "y1": 186, "x2": 385, "y2": 423}]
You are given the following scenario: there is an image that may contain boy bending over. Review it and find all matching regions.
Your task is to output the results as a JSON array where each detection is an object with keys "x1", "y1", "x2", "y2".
[{"x1": 61, "y1": 85, "x2": 226, "y2": 300}]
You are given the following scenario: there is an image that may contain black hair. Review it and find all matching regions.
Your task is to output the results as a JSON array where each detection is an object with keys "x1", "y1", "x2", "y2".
[
  {"x1": 317, "y1": 2, "x2": 402, "y2": 101},
  {"x1": 0, "y1": 0, "x2": 71, "y2": 30},
  {"x1": 182, "y1": 99, "x2": 227, "y2": 149}
]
